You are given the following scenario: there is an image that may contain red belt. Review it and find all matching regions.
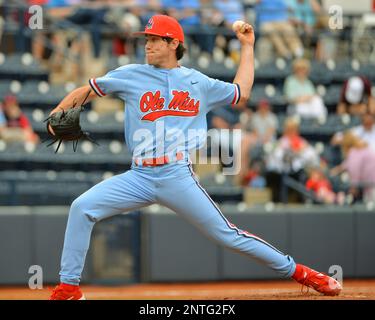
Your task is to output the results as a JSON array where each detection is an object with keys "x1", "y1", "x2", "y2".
[{"x1": 134, "y1": 152, "x2": 184, "y2": 167}]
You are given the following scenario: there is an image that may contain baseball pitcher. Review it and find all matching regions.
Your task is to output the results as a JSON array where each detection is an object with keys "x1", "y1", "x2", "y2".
[{"x1": 48, "y1": 15, "x2": 342, "y2": 300}]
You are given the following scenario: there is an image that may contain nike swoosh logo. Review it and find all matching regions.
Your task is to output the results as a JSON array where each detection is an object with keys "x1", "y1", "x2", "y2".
[{"x1": 191, "y1": 81, "x2": 198, "y2": 85}]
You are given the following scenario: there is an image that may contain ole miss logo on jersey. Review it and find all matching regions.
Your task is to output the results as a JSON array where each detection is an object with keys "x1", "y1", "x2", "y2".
[{"x1": 140, "y1": 90, "x2": 200, "y2": 121}]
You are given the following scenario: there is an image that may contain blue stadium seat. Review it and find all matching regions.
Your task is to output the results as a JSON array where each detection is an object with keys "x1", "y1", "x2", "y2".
[
  {"x1": 309, "y1": 61, "x2": 333, "y2": 85},
  {"x1": 249, "y1": 84, "x2": 287, "y2": 111},
  {"x1": 17, "y1": 81, "x2": 66, "y2": 107},
  {"x1": 255, "y1": 59, "x2": 292, "y2": 85},
  {"x1": 324, "y1": 84, "x2": 342, "y2": 107},
  {"x1": 0, "y1": 80, "x2": 18, "y2": 98},
  {"x1": 0, "y1": 54, "x2": 48, "y2": 81},
  {"x1": 330, "y1": 59, "x2": 367, "y2": 83},
  {"x1": 361, "y1": 63, "x2": 375, "y2": 82}
]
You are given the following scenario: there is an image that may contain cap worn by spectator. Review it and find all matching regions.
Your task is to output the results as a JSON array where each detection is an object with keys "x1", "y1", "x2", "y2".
[
  {"x1": 258, "y1": 98, "x2": 271, "y2": 109},
  {"x1": 3, "y1": 94, "x2": 17, "y2": 107},
  {"x1": 345, "y1": 76, "x2": 364, "y2": 105}
]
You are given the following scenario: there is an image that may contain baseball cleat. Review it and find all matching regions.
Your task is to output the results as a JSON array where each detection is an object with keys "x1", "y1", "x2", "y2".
[
  {"x1": 292, "y1": 264, "x2": 342, "y2": 296},
  {"x1": 49, "y1": 283, "x2": 86, "y2": 300}
]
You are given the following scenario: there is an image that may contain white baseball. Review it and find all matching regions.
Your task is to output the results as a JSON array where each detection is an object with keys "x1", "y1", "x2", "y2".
[{"x1": 232, "y1": 20, "x2": 245, "y2": 33}]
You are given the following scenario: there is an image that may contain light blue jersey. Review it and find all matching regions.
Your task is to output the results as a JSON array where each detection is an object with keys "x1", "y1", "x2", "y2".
[{"x1": 89, "y1": 64, "x2": 241, "y2": 159}]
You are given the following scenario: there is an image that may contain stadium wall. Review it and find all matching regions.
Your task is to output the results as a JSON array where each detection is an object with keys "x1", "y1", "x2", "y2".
[{"x1": 0, "y1": 205, "x2": 374, "y2": 285}]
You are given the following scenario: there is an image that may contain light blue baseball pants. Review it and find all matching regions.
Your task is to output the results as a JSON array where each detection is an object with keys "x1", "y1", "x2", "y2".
[{"x1": 59, "y1": 161, "x2": 296, "y2": 285}]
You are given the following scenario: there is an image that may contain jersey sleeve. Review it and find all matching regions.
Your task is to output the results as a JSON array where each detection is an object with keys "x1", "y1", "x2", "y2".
[
  {"x1": 204, "y1": 76, "x2": 241, "y2": 111},
  {"x1": 89, "y1": 65, "x2": 132, "y2": 98}
]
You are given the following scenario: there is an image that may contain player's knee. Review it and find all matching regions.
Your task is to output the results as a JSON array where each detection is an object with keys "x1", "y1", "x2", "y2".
[
  {"x1": 70, "y1": 194, "x2": 99, "y2": 222},
  {"x1": 70, "y1": 196, "x2": 96, "y2": 221},
  {"x1": 71, "y1": 196, "x2": 85, "y2": 212}
]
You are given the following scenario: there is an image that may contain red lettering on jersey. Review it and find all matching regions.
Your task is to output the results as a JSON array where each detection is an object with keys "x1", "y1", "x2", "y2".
[
  {"x1": 140, "y1": 91, "x2": 165, "y2": 113},
  {"x1": 168, "y1": 91, "x2": 190, "y2": 110},
  {"x1": 141, "y1": 90, "x2": 200, "y2": 121}
]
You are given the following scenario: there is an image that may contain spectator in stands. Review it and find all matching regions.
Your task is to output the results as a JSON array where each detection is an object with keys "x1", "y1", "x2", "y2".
[
  {"x1": 210, "y1": 105, "x2": 242, "y2": 131},
  {"x1": 0, "y1": 95, "x2": 39, "y2": 145},
  {"x1": 161, "y1": 0, "x2": 216, "y2": 55},
  {"x1": 161, "y1": 0, "x2": 200, "y2": 26},
  {"x1": 213, "y1": 0, "x2": 245, "y2": 29},
  {"x1": 265, "y1": 117, "x2": 319, "y2": 202},
  {"x1": 34, "y1": 0, "x2": 122, "y2": 81},
  {"x1": 104, "y1": 2, "x2": 145, "y2": 58},
  {"x1": 286, "y1": 0, "x2": 325, "y2": 37},
  {"x1": 284, "y1": 58, "x2": 327, "y2": 120},
  {"x1": 331, "y1": 131, "x2": 375, "y2": 204},
  {"x1": 27, "y1": 0, "x2": 49, "y2": 61},
  {"x1": 27, "y1": 0, "x2": 49, "y2": 3},
  {"x1": 255, "y1": 0, "x2": 304, "y2": 60},
  {"x1": 237, "y1": 99, "x2": 278, "y2": 185},
  {"x1": 32, "y1": 0, "x2": 77, "y2": 62},
  {"x1": 331, "y1": 112, "x2": 375, "y2": 151},
  {"x1": 213, "y1": 0, "x2": 245, "y2": 61},
  {"x1": 336, "y1": 76, "x2": 375, "y2": 116},
  {"x1": 62, "y1": 1, "x2": 111, "y2": 58},
  {"x1": 286, "y1": 0, "x2": 331, "y2": 59},
  {"x1": 209, "y1": 102, "x2": 242, "y2": 172},
  {"x1": 135, "y1": 0, "x2": 162, "y2": 22},
  {"x1": 242, "y1": 160, "x2": 267, "y2": 188},
  {"x1": 305, "y1": 165, "x2": 345, "y2": 204},
  {"x1": 244, "y1": 99, "x2": 279, "y2": 142},
  {"x1": 266, "y1": 117, "x2": 319, "y2": 175}
]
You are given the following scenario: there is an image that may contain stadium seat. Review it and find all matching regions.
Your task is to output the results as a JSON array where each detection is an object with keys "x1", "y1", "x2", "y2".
[
  {"x1": 0, "y1": 53, "x2": 48, "y2": 81},
  {"x1": 324, "y1": 84, "x2": 342, "y2": 108},
  {"x1": 362, "y1": 63, "x2": 375, "y2": 82},
  {"x1": 249, "y1": 84, "x2": 287, "y2": 111},
  {"x1": 17, "y1": 81, "x2": 66, "y2": 107},
  {"x1": 330, "y1": 59, "x2": 367, "y2": 83},
  {"x1": 309, "y1": 61, "x2": 333, "y2": 85},
  {"x1": 255, "y1": 59, "x2": 292, "y2": 85},
  {"x1": 198, "y1": 173, "x2": 243, "y2": 203},
  {"x1": 14, "y1": 181, "x2": 92, "y2": 205},
  {"x1": 107, "y1": 55, "x2": 137, "y2": 70}
]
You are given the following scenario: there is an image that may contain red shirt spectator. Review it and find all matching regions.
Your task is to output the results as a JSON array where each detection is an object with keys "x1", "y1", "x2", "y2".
[
  {"x1": 27, "y1": 0, "x2": 49, "y2": 4},
  {"x1": 3, "y1": 95, "x2": 32, "y2": 129},
  {"x1": 5, "y1": 113, "x2": 31, "y2": 130},
  {"x1": 306, "y1": 174, "x2": 332, "y2": 194},
  {"x1": 1, "y1": 95, "x2": 39, "y2": 144},
  {"x1": 305, "y1": 167, "x2": 341, "y2": 204}
]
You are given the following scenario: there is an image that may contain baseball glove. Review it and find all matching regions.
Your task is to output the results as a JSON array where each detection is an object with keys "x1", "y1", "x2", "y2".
[{"x1": 44, "y1": 91, "x2": 97, "y2": 153}]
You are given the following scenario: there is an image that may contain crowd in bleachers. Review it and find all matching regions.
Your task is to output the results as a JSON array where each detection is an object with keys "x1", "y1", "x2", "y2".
[{"x1": 1, "y1": 1, "x2": 375, "y2": 206}]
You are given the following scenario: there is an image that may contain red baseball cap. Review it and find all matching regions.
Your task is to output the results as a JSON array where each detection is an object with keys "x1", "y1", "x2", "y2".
[
  {"x1": 133, "y1": 15, "x2": 184, "y2": 43},
  {"x1": 3, "y1": 94, "x2": 17, "y2": 107},
  {"x1": 258, "y1": 98, "x2": 270, "y2": 108}
]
